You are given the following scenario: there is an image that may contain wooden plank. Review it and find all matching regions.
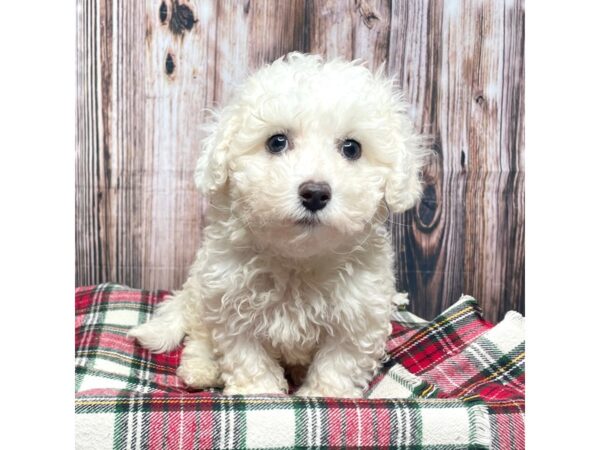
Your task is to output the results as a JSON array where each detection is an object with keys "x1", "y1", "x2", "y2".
[
  {"x1": 464, "y1": 171, "x2": 525, "y2": 321},
  {"x1": 76, "y1": 0, "x2": 89, "y2": 283},
  {"x1": 76, "y1": 0, "x2": 111, "y2": 285},
  {"x1": 387, "y1": 0, "x2": 461, "y2": 320},
  {"x1": 459, "y1": 0, "x2": 525, "y2": 322},
  {"x1": 139, "y1": 0, "x2": 218, "y2": 288}
]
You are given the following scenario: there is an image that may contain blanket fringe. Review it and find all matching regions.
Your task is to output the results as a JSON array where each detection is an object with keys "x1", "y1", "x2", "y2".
[
  {"x1": 469, "y1": 402, "x2": 492, "y2": 448},
  {"x1": 504, "y1": 310, "x2": 525, "y2": 324}
]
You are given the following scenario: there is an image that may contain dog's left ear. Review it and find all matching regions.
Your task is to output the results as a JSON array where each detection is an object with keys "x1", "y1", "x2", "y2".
[
  {"x1": 194, "y1": 108, "x2": 239, "y2": 196},
  {"x1": 384, "y1": 118, "x2": 429, "y2": 214}
]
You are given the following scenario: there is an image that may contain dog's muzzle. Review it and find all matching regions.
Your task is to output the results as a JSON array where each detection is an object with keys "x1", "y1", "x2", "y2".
[{"x1": 299, "y1": 181, "x2": 331, "y2": 212}]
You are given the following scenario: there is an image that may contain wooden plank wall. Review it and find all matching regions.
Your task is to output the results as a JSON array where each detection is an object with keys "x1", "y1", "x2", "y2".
[{"x1": 76, "y1": 0, "x2": 525, "y2": 323}]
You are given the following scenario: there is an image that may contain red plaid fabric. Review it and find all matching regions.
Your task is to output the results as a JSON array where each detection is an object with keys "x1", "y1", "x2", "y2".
[
  {"x1": 75, "y1": 284, "x2": 524, "y2": 449},
  {"x1": 380, "y1": 297, "x2": 525, "y2": 450}
]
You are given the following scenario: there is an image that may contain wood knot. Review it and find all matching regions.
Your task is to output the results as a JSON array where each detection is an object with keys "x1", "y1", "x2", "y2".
[
  {"x1": 356, "y1": 0, "x2": 380, "y2": 29},
  {"x1": 169, "y1": 1, "x2": 196, "y2": 35},
  {"x1": 417, "y1": 184, "x2": 438, "y2": 228},
  {"x1": 474, "y1": 92, "x2": 486, "y2": 106},
  {"x1": 165, "y1": 53, "x2": 175, "y2": 76},
  {"x1": 159, "y1": 1, "x2": 168, "y2": 24}
]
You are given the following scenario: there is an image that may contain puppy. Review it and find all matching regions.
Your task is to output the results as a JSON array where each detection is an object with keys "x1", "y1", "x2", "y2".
[{"x1": 129, "y1": 53, "x2": 428, "y2": 397}]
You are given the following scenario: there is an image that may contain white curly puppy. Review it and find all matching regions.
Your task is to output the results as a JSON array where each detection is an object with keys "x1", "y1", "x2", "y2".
[{"x1": 129, "y1": 53, "x2": 428, "y2": 397}]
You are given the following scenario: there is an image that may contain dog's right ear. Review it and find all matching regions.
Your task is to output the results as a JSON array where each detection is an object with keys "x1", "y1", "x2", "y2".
[{"x1": 194, "y1": 109, "x2": 238, "y2": 196}]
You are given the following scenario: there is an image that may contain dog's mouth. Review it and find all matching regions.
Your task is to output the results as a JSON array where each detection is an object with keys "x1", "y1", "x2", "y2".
[{"x1": 295, "y1": 214, "x2": 321, "y2": 227}]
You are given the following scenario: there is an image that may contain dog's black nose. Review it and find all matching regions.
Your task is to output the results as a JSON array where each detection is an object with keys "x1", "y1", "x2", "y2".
[{"x1": 299, "y1": 181, "x2": 331, "y2": 212}]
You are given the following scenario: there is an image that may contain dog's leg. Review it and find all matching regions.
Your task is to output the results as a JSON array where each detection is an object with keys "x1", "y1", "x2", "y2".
[
  {"x1": 176, "y1": 327, "x2": 222, "y2": 389},
  {"x1": 295, "y1": 338, "x2": 383, "y2": 398},
  {"x1": 218, "y1": 335, "x2": 288, "y2": 395},
  {"x1": 128, "y1": 290, "x2": 187, "y2": 353}
]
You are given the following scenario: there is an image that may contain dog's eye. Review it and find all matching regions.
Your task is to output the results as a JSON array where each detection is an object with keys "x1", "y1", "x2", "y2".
[
  {"x1": 340, "y1": 139, "x2": 362, "y2": 160},
  {"x1": 266, "y1": 134, "x2": 289, "y2": 154}
]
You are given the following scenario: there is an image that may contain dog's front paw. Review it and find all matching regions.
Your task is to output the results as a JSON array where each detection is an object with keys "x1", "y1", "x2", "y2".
[
  {"x1": 295, "y1": 384, "x2": 364, "y2": 398},
  {"x1": 176, "y1": 359, "x2": 222, "y2": 389}
]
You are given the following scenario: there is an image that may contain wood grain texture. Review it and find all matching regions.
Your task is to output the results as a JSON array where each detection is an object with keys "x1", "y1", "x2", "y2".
[{"x1": 76, "y1": 0, "x2": 525, "y2": 323}]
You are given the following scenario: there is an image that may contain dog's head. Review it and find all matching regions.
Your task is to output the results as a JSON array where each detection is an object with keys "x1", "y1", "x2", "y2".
[{"x1": 196, "y1": 53, "x2": 428, "y2": 257}]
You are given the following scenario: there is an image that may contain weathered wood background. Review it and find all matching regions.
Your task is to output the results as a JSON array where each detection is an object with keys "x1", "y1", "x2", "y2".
[{"x1": 76, "y1": 0, "x2": 524, "y2": 323}]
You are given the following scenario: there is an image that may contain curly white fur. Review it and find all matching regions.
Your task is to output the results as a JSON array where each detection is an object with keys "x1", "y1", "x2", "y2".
[{"x1": 129, "y1": 53, "x2": 429, "y2": 397}]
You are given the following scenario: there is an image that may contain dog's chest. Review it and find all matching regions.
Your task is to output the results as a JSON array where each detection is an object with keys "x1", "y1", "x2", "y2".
[{"x1": 252, "y1": 268, "x2": 335, "y2": 365}]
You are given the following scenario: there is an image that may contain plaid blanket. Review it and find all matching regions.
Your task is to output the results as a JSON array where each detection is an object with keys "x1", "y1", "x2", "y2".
[{"x1": 75, "y1": 284, "x2": 524, "y2": 449}]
